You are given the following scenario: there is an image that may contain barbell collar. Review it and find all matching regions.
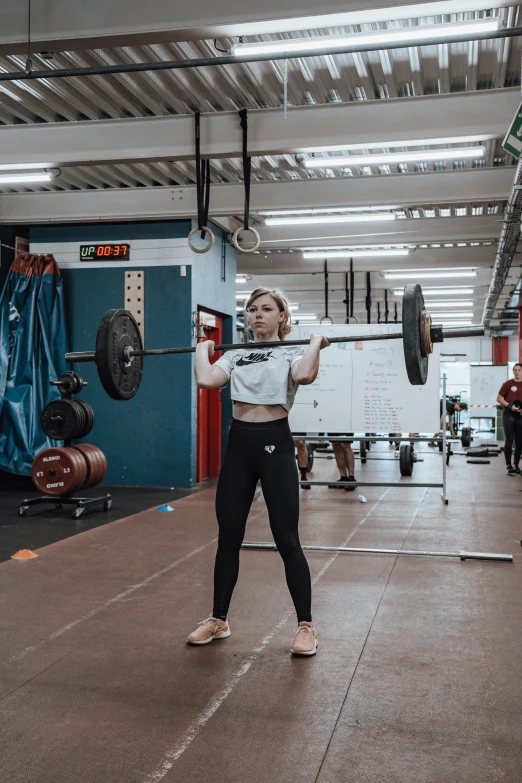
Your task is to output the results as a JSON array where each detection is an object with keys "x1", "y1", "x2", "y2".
[{"x1": 65, "y1": 351, "x2": 95, "y2": 363}]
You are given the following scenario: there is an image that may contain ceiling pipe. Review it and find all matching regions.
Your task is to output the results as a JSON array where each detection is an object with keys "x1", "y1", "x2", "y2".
[{"x1": 0, "y1": 26, "x2": 520, "y2": 83}]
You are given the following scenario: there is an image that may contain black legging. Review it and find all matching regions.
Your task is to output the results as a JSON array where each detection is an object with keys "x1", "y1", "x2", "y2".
[
  {"x1": 503, "y1": 411, "x2": 522, "y2": 466},
  {"x1": 213, "y1": 417, "x2": 312, "y2": 623}
]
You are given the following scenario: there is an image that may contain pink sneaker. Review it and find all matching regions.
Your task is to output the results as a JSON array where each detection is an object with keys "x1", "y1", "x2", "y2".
[
  {"x1": 187, "y1": 617, "x2": 231, "y2": 645},
  {"x1": 291, "y1": 623, "x2": 318, "y2": 656}
]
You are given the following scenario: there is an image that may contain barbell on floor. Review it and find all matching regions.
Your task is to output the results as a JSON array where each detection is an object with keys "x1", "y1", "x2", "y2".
[
  {"x1": 64, "y1": 284, "x2": 484, "y2": 401},
  {"x1": 241, "y1": 542, "x2": 513, "y2": 563}
]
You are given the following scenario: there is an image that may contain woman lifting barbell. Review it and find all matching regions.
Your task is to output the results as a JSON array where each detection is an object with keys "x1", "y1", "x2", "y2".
[
  {"x1": 497, "y1": 363, "x2": 522, "y2": 475},
  {"x1": 188, "y1": 287, "x2": 329, "y2": 655}
]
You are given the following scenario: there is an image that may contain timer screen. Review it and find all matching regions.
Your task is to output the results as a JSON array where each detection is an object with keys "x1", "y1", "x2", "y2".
[{"x1": 80, "y1": 243, "x2": 130, "y2": 261}]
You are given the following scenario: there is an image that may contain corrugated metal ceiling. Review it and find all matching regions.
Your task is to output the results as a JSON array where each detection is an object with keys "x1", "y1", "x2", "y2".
[{"x1": 0, "y1": 6, "x2": 519, "y2": 194}]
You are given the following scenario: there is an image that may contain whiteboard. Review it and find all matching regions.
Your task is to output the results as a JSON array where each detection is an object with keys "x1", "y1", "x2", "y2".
[
  {"x1": 288, "y1": 324, "x2": 440, "y2": 433},
  {"x1": 470, "y1": 364, "x2": 508, "y2": 410}
]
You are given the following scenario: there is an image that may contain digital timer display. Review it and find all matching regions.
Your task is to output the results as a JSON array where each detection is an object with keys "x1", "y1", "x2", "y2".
[{"x1": 80, "y1": 243, "x2": 130, "y2": 261}]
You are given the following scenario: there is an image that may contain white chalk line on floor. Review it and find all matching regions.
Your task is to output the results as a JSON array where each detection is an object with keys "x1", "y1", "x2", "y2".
[
  {"x1": 143, "y1": 490, "x2": 391, "y2": 783},
  {"x1": 9, "y1": 538, "x2": 218, "y2": 664}
]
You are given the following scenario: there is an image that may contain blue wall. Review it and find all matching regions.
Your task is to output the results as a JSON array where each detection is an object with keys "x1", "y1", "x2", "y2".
[{"x1": 31, "y1": 221, "x2": 197, "y2": 488}]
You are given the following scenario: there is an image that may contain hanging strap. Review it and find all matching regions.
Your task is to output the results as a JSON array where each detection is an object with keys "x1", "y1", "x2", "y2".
[
  {"x1": 239, "y1": 109, "x2": 251, "y2": 231},
  {"x1": 195, "y1": 113, "x2": 211, "y2": 238}
]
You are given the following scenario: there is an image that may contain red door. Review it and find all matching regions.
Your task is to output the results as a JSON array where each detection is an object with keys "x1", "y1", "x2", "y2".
[{"x1": 197, "y1": 309, "x2": 223, "y2": 482}]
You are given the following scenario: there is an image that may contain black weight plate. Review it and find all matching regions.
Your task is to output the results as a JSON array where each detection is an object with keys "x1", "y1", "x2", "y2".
[
  {"x1": 359, "y1": 439, "x2": 367, "y2": 463},
  {"x1": 461, "y1": 427, "x2": 471, "y2": 448},
  {"x1": 306, "y1": 444, "x2": 314, "y2": 473},
  {"x1": 70, "y1": 400, "x2": 87, "y2": 439},
  {"x1": 399, "y1": 444, "x2": 414, "y2": 476},
  {"x1": 402, "y1": 284, "x2": 428, "y2": 386},
  {"x1": 56, "y1": 371, "x2": 79, "y2": 395},
  {"x1": 40, "y1": 399, "x2": 84, "y2": 440},
  {"x1": 76, "y1": 400, "x2": 95, "y2": 438},
  {"x1": 71, "y1": 372, "x2": 85, "y2": 394},
  {"x1": 95, "y1": 309, "x2": 144, "y2": 400}
]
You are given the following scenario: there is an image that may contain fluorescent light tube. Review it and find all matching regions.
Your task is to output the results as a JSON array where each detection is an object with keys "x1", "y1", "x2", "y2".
[
  {"x1": 393, "y1": 288, "x2": 474, "y2": 296},
  {"x1": 0, "y1": 162, "x2": 54, "y2": 171},
  {"x1": 304, "y1": 146, "x2": 485, "y2": 168},
  {"x1": 231, "y1": 19, "x2": 499, "y2": 57},
  {"x1": 0, "y1": 172, "x2": 53, "y2": 184},
  {"x1": 436, "y1": 321, "x2": 473, "y2": 327},
  {"x1": 303, "y1": 249, "x2": 408, "y2": 259},
  {"x1": 298, "y1": 135, "x2": 496, "y2": 154},
  {"x1": 423, "y1": 300, "x2": 473, "y2": 307},
  {"x1": 385, "y1": 270, "x2": 477, "y2": 279},
  {"x1": 428, "y1": 312, "x2": 473, "y2": 318},
  {"x1": 257, "y1": 205, "x2": 399, "y2": 215},
  {"x1": 266, "y1": 214, "x2": 395, "y2": 225}
]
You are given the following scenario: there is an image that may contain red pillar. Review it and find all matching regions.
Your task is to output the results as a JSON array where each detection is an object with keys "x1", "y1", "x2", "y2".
[{"x1": 492, "y1": 336, "x2": 509, "y2": 365}]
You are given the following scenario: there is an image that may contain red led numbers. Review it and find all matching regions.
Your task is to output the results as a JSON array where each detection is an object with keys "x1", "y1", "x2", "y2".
[{"x1": 80, "y1": 244, "x2": 130, "y2": 261}]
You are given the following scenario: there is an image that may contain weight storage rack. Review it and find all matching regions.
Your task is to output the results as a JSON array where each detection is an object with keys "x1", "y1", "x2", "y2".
[{"x1": 18, "y1": 374, "x2": 112, "y2": 520}]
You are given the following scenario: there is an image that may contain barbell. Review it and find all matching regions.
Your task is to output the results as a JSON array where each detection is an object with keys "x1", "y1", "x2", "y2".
[{"x1": 64, "y1": 284, "x2": 484, "y2": 401}]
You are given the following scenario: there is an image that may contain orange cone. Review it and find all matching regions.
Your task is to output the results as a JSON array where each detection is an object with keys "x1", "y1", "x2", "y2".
[{"x1": 10, "y1": 549, "x2": 38, "y2": 560}]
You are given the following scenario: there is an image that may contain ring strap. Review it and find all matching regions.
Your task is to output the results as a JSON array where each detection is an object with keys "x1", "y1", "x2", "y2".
[
  {"x1": 195, "y1": 113, "x2": 211, "y2": 238},
  {"x1": 239, "y1": 109, "x2": 251, "y2": 232}
]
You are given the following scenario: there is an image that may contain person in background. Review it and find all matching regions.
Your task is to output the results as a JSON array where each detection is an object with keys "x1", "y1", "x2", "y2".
[
  {"x1": 294, "y1": 437, "x2": 311, "y2": 489},
  {"x1": 497, "y1": 363, "x2": 522, "y2": 475},
  {"x1": 328, "y1": 435, "x2": 357, "y2": 491},
  {"x1": 429, "y1": 400, "x2": 468, "y2": 444}
]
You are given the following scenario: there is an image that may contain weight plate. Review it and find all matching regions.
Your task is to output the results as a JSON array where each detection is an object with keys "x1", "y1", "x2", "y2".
[
  {"x1": 76, "y1": 400, "x2": 95, "y2": 438},
  {"x1": 399, "y1": 444, "x2": 414, "y2": 476},
  {"x1": 55, "y1": 371, "x2": 79, "y2": 395},
  {"x1": 461, "y1": 427, "x2": 471, "y2": 448},
  {"x1": 359, "y1": 440, "x2": 367, "y2": 463},
  {"x1": 74, "y1": 443, "x2": 105, "y2": 489},
  {"x1": 402, "y1": 284, "x2": 429, "y2": 386},
  {"x1": 40, "y1": 399, "x2": 86, "y2": 440},
  {"x1": 32, "y1": 447, "x2": 87, "y2": 496},
  {"x1": 95, "y1": 309, "x2": 144, "y2": 400}
]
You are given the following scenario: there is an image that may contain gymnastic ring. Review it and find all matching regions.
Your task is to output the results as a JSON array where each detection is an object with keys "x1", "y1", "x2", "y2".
[
  {"x1": 345, "y1": 315, "x2": 359, "y2": 324},
  {"x1": 232, "y1": 227, "x2": 261, "y2": 254},
  {"x1": 320, "y1": 316, "x2": 334, "y2": 324},
  {"x1": 188, "y1": 226, "x2": 215, "y2": 254}
]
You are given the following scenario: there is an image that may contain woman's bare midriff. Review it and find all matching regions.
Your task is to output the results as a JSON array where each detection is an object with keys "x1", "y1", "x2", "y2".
[{"x1": 233, "y1": 402, "x2": 288, "y2": 423}]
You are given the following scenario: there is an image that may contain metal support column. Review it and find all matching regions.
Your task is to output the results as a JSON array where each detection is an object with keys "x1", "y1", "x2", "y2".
[{"x1": 442, "y1": 372, "x2": 448, "y2": 505}]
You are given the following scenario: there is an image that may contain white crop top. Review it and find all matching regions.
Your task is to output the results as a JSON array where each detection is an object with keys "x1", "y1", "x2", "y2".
[{"x1": 214, "y1": 345, "x2": 307, "y2": 411}]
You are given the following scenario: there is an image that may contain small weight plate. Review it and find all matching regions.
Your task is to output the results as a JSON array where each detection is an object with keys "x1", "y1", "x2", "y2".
[
  {"x1": 461, "y1": 427, "x2": 471, "y2": 448},
  {"x1": 32, "y1": 447, "x2": 86, "y2": 496},
  {"x1": 55, "y1": 371, "x2": 79, "y2": 395},
  {"x1": 306, "y1": 444, "x2": 314, "y2": 473},
  {"x1": 76, "y1": 400, "x2": 95, "y2": 438},
  {"x1": 399, "y1": 444, "x2": 414, "y2": 476},
  {"x1": 40, "y1": 399, "x2": 85, "y2": 440},
  {"x1": 95, "y1": 309, "x2": 144, "y2": 400},
  {"x1": 402, "y1": 284, "x2": 429, "y2": 386},
  {"x1": 359, "y1": 439, "x2": 367, "y2": 463}
]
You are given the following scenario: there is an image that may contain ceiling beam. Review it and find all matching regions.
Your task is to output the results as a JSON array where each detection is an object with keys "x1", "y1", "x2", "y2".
[
  {"x1": 0, "y1": 88, "x2": 517, "y2": 167},
  {"x1": 0, "y1": 168, "x2": 513, "y2": 223},
  {"x1": 0, "y1": 1, "x2": 512, "y2": 54}
]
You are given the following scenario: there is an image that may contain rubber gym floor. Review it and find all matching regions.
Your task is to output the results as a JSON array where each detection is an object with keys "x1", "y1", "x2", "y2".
[{"x1": 0, "y1": 442, "x2": 520, "y2": 783}]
